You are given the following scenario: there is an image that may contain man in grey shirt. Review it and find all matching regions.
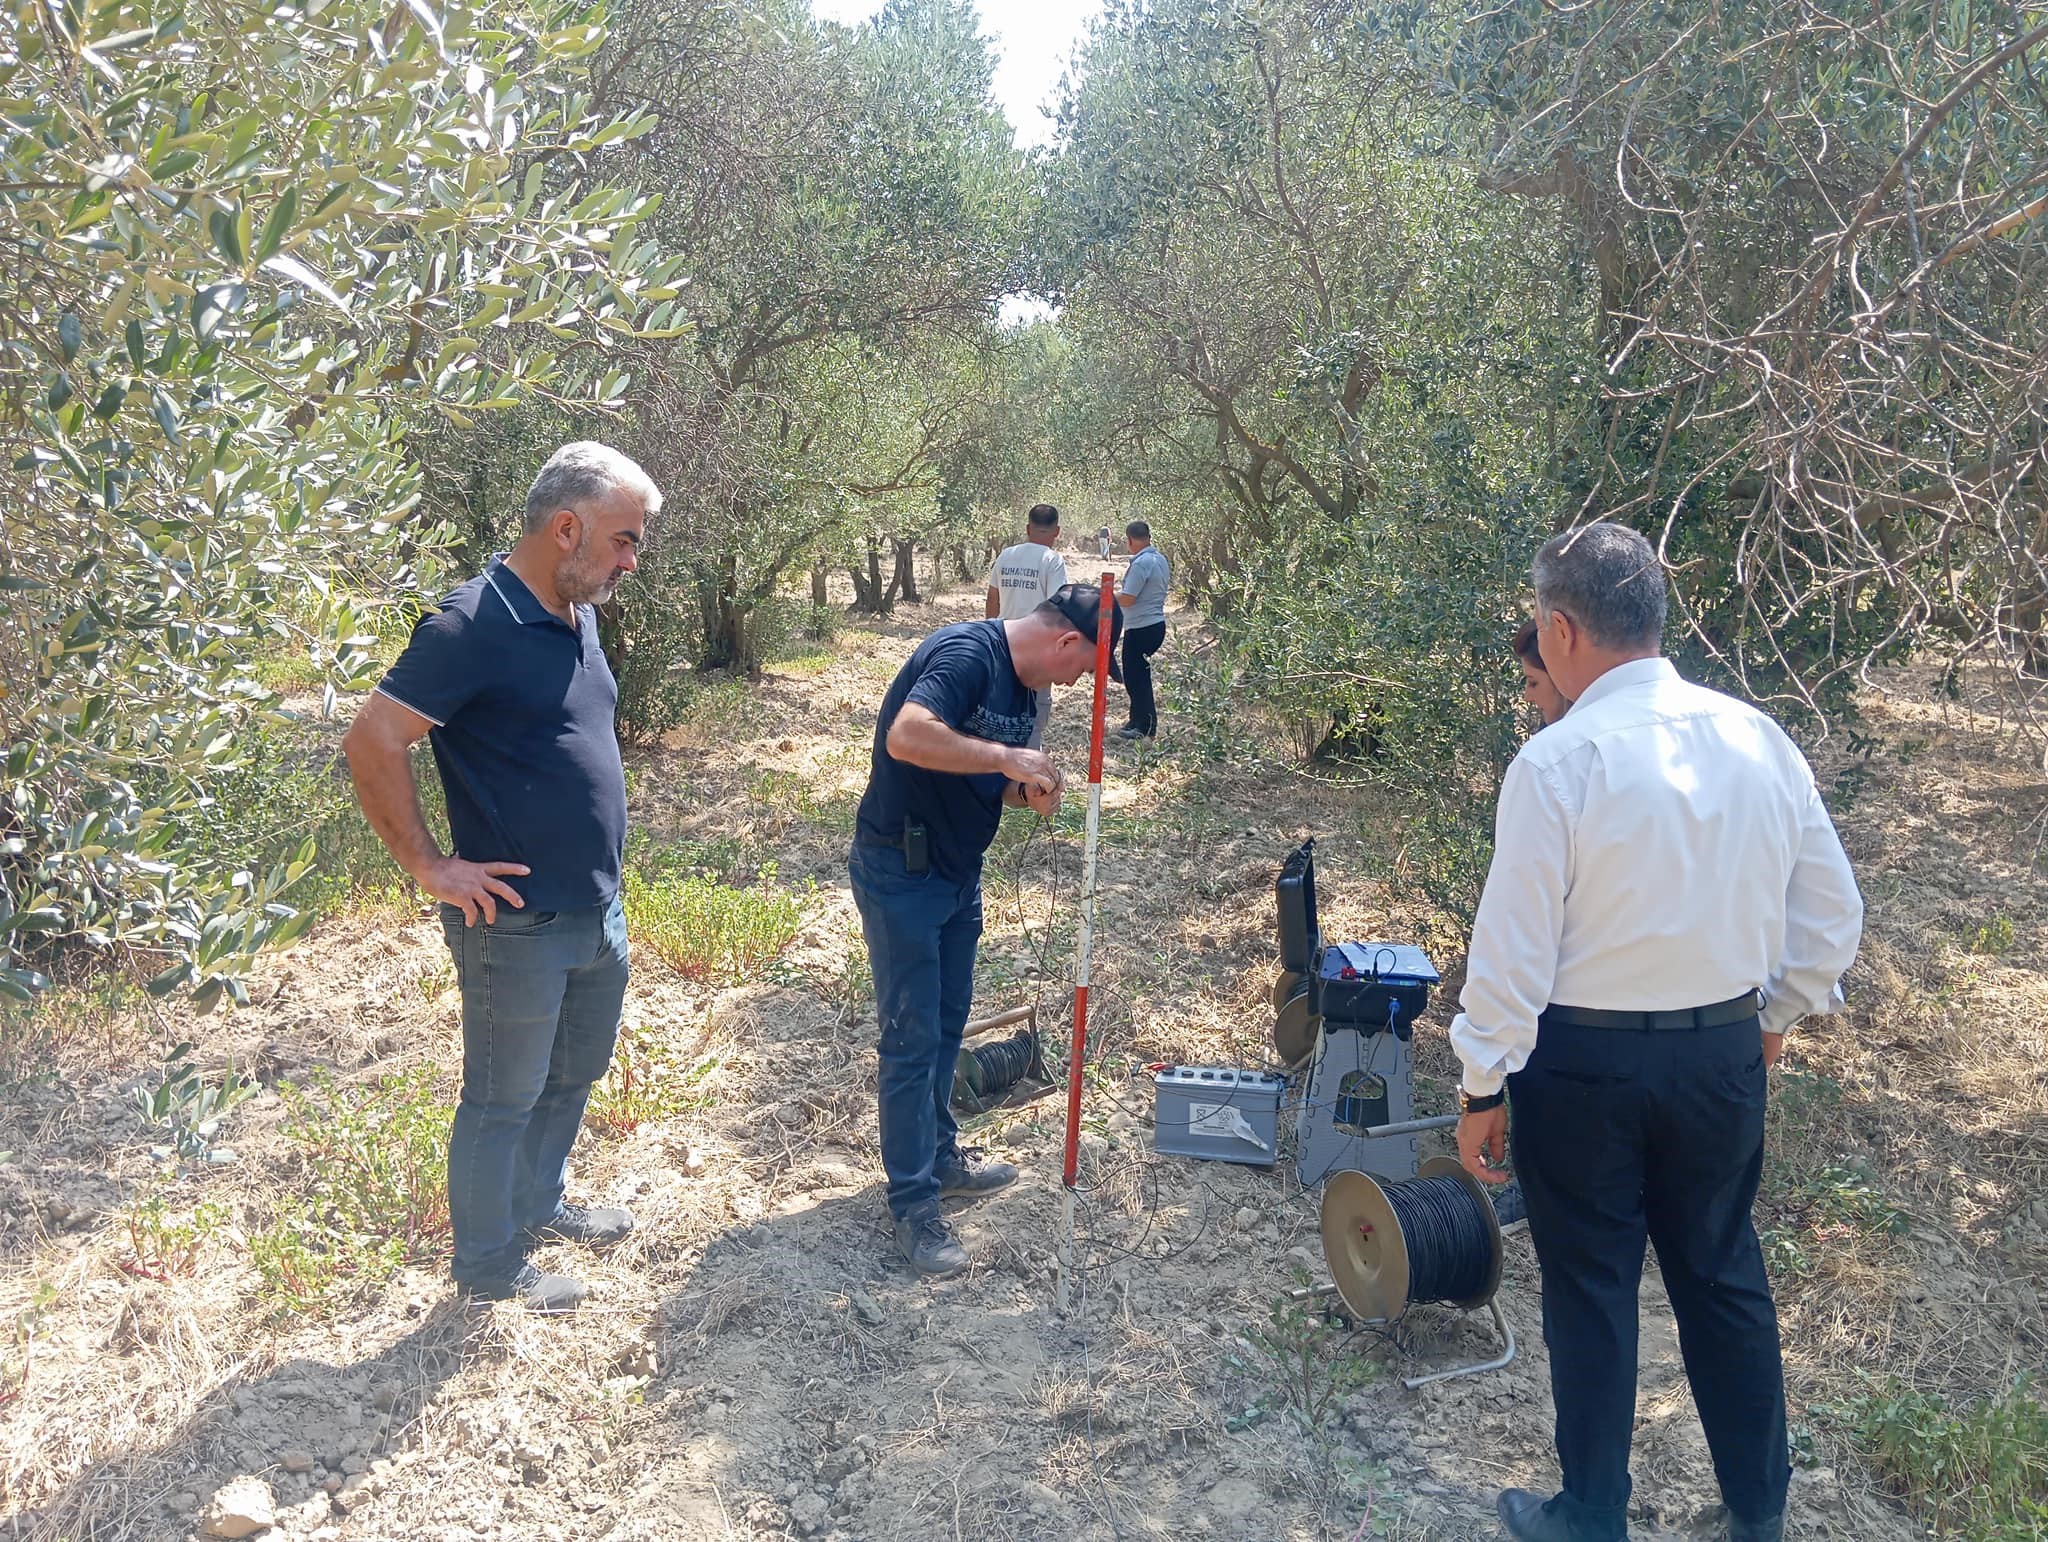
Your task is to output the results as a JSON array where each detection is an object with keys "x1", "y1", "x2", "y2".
[{"x1": 1116, "y1": 521, "x2": 1169, "y2": 739}]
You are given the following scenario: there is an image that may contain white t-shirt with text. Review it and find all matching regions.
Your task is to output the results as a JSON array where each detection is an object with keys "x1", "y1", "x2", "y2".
[{"x1": 987, "y1": 542, "x2": 1069, "y2": 620}]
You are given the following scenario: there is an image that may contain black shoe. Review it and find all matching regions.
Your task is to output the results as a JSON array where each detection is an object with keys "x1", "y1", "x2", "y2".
[
  {"x1": 935, "y1": 1148, "x2": 1018, "y2": 1200},
  {"x1": 462, "y1": 1262, "x2": 588, "y2": 1315},
  {"x1": 1729, "y1": 1514, "x2": 1783, "y2": 1542},
  {"x1": 1496, "y1": 1489, "x2": 1627, "y2": 1542},
  {"x1": 894, "y1": 1202, "x2": 969, "y2": 1277},
  {"x1": 524, "y1": 1204, "x2": 634, "y2": 1253},
  {"x1": 526, "y1": 1203, "x2": 635, "y2": 1248}
]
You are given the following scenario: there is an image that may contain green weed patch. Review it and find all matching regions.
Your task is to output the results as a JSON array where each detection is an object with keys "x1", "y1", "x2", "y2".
[{"x1": 252, "y1": 1068, "x2": 453, "y2": 1313}]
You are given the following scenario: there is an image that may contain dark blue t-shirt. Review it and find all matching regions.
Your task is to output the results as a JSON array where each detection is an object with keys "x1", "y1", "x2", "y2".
[
  {"x1": 854, "y1": 620, "x2": 1037, "y2": 883},
  {"x1": 373, "y1": 558, "x2": 627, "y2": 912}
]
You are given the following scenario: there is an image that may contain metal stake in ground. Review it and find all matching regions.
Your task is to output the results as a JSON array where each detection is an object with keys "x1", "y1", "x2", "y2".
[{"x1": 1058, "y1": 571, "x2": 1116, "y2": 1314}]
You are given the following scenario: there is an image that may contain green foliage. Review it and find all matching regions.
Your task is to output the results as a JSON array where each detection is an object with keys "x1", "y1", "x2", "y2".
[
  {"x1": 1240, "y1": 1292, "x2": 1380, "y2": 1432},
  {"x1": 1839, "y1": 1376, "x2": 2048, "y2": 1540},
  {"x1": 0, "y1": 975, "x2": 132, "y2": 1087},
  {"x1": 769, "y1": 933, "x2": 874, "y2": 1027},
  {"x1": 621, "y1": 860, "x2": 804, "y2": 981},
  {"x1": 3, "y1": 1282, "x2": 60, "y2": 1407},
  {"x1": 586, "y1": 1019, "x2": 719, "y2": 1137},
  {"x1": 1041, "y1": 0, "x2": 1575, "y2": 908},
  {"x1": 1432, "y1": 0, "x2": 2048, "y2": 710},
  {"x1": 253, "y1": 1068, "x2": 453, "y2": 1312},
  {"x1": 121, "y1": 1185, "x2": 230, "y2": 1279},
  {"x1": 1972, "y1": 914, "x2": 2018, "y2": 957},
  {"x1": 130, "y1": 1041, "x2": 257, "y2": 1163},
  {"x1": 1333, "y1": 1453, "x2": 1404, "y2": 1539},
  {"x1": 1760, "y1": 1160, "x2": 1911, "y2": 1280},
  {"x1": 1, "y1": 0, "x2": 686, "y2": 1004},
  {"x1": 594, "y1": 0, "x2": 1030, "y2": 677}
]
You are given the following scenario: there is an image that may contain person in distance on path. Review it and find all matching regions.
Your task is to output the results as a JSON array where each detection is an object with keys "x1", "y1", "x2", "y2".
[
  {"x1": 1514, "y1": 617, "x2": 1572, "y2": 726},
  {"x1": 1114, "y1": 520, "x2": 1169, "y2": 740},
  {"x1": 849, "y1": 584, "x2": 1122, "y2": 1277},
  {"x1": 984, "y1": 502, "x2": 1070, "y2": 747},
  {"x1": 1451, "y1": 523, "x2": 1863, "y2": 1542},
  {"x1": 343, "y1": 442, "x2": 661, "y2": 1316}
]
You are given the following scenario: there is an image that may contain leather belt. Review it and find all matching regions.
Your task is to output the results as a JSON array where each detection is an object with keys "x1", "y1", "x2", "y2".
[{"x1": 1540, "y1": 990, "x2": 1763, "y2": 1032}]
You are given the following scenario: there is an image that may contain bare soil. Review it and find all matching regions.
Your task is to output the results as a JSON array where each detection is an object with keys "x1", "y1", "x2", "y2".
[{"x1": 3, "y1": 574, "x2": 2043, "y2": 1542}]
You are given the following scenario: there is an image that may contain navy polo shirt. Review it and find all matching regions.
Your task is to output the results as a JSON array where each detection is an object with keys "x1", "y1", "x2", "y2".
[
  {"x1": 854, "y1": 620, "x2": 1037, "y2": 884},
  {"x1": 374, "y1": 557, "x2": 627, "y2": 912}
]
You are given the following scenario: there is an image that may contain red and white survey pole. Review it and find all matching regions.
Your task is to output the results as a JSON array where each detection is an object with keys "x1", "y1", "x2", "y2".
[{"x1": 1057, "y1": 571, "x2": 1116, "y2": 1313}]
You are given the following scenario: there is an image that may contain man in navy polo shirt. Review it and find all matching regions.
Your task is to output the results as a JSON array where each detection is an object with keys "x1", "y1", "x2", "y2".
[
  {"x1": 342, "y1": 442, "x2": 660, "y2": 1314},
  {"x1": 850, "y1": 584, "x2": 1121, "y2": 1277}
]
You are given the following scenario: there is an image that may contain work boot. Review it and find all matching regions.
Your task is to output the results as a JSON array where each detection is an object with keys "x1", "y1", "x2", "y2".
[
  {"x1": 463, "y1": 1262, "x2": 588, "y2": 1315},
  {"x1": 1496, "y1": 1489, "x2": 1628, "y2": 1542},
  {"x1": 935, "y1": 1148, "x2": 1018, "y2": 1200},
  {"x1": 526, "y1": 1203, "x2": 635, "y2": 1248},
  {"x1": 894, "y1": 1202, "x2": 969, "y2": 1278},
  {"x1": 1728, "y1": 1514, "x2": 1783, "y2": 1542}
]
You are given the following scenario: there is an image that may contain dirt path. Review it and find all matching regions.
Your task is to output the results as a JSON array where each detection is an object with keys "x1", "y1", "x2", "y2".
[{"x1": 3, "y1": 579, "x2": 2041, "y2": 1541}]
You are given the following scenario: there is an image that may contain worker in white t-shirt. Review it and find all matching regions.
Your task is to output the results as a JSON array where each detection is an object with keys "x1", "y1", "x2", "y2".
[{"x1": 985, "y1": 504, "x2": 1069, "y2": 745}]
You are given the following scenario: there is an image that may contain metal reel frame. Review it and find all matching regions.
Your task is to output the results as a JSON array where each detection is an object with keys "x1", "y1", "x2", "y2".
[{"x1": 1306, "y1": 1156, "x2": 1517, "y2": 1389}]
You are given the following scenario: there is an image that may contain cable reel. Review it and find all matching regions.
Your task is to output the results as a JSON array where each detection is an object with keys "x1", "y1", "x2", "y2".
[
  {"x1": 1271, "y1": 971, "x2": 1319, "y2": 1068},
  {"x1": 1302, "y1": 1156, "x2": 1518, "y2": 1388},
  {"x1": 951, "y1": 1004, "x2": 1055, "y2": 1117}
]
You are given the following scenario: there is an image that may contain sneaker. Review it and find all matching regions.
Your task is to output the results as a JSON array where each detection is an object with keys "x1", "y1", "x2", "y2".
[
  {"x1": 1115, "y1": 724, "x2": 1144, "y2": 740},
  {"x1": 462, "y1": 1262, "x2": 588, "y2": 1315},
  {"x1": 935, "y1": 1148, "x2": 1018, "y2": 1200},
  {"x1": 526, "y1": 1203, "x2": 635, "y2": 1248},
  {"x1": 894, "y1": 1202, "x2": 969, "y2": 1277},
  {"x1": 1728, "y1": 1514, "x2": 1783, "y2": 1542}
]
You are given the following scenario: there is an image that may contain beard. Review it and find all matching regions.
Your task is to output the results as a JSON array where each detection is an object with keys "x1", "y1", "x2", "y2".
[{"x1": 555, "y1": 535, "x2": 626, "y2": 605}]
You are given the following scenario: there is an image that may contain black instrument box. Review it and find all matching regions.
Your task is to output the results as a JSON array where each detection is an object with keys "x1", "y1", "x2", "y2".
[{"x1": 1274, "y1": 839, "x2": 1438, "y2": 1039}]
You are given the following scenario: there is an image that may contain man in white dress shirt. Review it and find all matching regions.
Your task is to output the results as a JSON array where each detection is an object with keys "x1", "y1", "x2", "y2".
[
  {"x1": 986, "y1": 504, "x2": 1069, "y2": 746},
  {"x1": 1451, "y1": 523, "x2": 1863, "y2": 1542}
]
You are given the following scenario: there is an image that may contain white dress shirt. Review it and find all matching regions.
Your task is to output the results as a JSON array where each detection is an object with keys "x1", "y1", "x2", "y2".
[{"x1": 1450, "y1": 657, "x2": 1864, "y2": 1096}]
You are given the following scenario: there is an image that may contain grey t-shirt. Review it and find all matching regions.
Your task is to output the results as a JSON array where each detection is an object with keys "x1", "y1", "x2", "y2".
[{"x1": 1120, "y1": 546, "x2": 1170, "y2": 628}]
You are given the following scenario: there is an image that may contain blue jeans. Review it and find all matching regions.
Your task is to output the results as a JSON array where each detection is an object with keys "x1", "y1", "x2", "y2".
[
  {"x1": 847, "y1": 843, "x2": 982, "y2": 1218},
  {"x1": 441, "y1": 894, "x2": 629, "y2": 1283}
]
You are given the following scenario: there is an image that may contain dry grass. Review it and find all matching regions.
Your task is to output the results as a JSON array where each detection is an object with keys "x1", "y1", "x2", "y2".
[{"x1": 2, "y1": 593, "x2": 2043, "y2": 1541}]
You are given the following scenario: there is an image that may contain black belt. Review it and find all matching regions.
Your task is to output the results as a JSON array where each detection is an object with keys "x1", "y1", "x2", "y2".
[{"x1": 1540, "y1": 990, "x2": 1762, "y2": 1032}]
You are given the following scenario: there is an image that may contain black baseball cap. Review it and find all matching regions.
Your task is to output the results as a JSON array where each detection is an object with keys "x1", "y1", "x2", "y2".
[{"x1": 1040, "y1": 582, "x2": 1124, "y2": 651}]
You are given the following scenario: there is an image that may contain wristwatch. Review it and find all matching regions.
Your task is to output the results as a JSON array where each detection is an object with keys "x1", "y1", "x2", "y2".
[{"x1": 1457, "y1": 1086, "x2": 1505, "y2": 1114}]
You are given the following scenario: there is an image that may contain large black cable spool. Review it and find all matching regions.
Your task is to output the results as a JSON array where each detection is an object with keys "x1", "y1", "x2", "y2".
[{"x1": 1320, "y1": 1155, "x2": 1505, "y2": 1321}]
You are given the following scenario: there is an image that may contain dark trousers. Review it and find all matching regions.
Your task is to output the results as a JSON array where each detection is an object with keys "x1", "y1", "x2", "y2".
[
  {"x1": 1121, "y1": 620, "x2": 1166, "y2": 735},
  {"x1": 1510, "y1": 1015, "x2": 1788, "y2": 1537},
  {"x1": 442, "y1": 896, "x2": 629, "y2": 1283},
  {"x1": 847, "y1": 842, "x2": 982, "y2": 1217}
]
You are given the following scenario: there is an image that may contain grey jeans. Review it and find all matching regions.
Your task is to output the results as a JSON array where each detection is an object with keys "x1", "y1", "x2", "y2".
[{"x1": 442, "y1": 894, "x2": 628, "y2": 1283}]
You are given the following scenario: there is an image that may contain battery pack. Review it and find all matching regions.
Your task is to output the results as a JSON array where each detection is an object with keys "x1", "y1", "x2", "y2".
[{"x1": 1152, "y1": 1066, "x2": 1286, "y2": 1167}]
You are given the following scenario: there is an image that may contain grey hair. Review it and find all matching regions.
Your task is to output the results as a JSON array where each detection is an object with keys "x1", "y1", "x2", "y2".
[
  {"x1": 523, "y1": 442, "x2": 662, "y2": 534},
  {"x1": 1531, "y1": 521, "x2": 1667, "y2": 650}
]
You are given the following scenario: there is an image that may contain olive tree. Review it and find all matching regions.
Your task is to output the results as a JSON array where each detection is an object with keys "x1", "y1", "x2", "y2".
[
  {"x1": 590, "y1": 0, "x2": 1027, "y2": 679},
  {"x1": 1437, "y1": 0, "x2": 2048, "y2": 726},
  {"x1": 1039, "y1": 0, "x2": 1575, "y2": 909},
  {"x1": 0, "y1": 0, "x2": 686, "y2": 1003}
]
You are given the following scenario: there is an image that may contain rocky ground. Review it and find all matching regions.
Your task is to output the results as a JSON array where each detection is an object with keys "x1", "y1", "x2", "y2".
[{"x1": 2, "y1": 574, "x2": 2043, "y2": 1541}]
